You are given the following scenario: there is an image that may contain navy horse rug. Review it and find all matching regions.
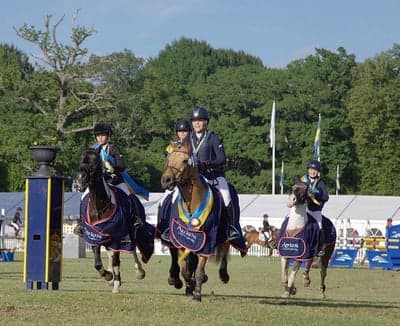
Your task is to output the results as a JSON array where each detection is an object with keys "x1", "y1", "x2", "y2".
[
  {"x1": 159, "y1": 183, "x2": 247, "y2": 257},
  {"x1": 278, "y1": 214, "x2": 320, "y2": 261},
  {"x1": 80, "y1": 186, "x2": 154, "y2": 262}
]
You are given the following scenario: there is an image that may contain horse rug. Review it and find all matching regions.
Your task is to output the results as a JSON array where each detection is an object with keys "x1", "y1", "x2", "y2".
[
  {"x1": 158, "y1": 183, "x2": 247, "y2": 256},
  {"x1": 278, "y1": 213, "x2": 319, "y2": 260},
  {"x1": 80, "y1": 186, "x2": 154, "y2": 262}
]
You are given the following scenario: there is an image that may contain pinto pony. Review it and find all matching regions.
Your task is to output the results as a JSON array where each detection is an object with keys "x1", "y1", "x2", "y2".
[
  {"x1": 78, "y1": 148, "x2": 154, "y2": 293},
  {"x1": 278, "y1": 178, "x2": 336, "y2": 299},
  {"x1": 242, "y1": 225, "x2": 280, "y2": 257},
  {"x1": 158, "y1": 140, "x2": 247, "y2": 301}
]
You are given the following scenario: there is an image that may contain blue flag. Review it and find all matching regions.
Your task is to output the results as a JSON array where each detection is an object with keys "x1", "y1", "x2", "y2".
[{"x1": 313, "y1": 114, "x2": 321, "y2": 161}]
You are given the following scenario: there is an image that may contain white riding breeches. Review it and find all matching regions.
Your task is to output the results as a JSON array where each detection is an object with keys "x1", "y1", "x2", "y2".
[
  {"x1": 204, "y1": 176, "x2": 231, "y2": 207},
  {"x1": 307, "y1": 209, "x2": 322, "y2": 229}
]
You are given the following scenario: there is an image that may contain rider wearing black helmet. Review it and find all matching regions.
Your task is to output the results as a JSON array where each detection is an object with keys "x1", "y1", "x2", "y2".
[
  {"x1": 165, "y1": 119, "x2": 191, "y2": 157},
  {"x1": 93, "y1": 123, "x2": 125, "y2": 184},
  {"x1": 75, "y1": 122, "x2": 143, "y2": 236},
  {"x1": 189, "y1": 107, "x2": 240, "y2": 241},
  {"x1": 301, "y1": 159, "x2": 329, "y2": 256}
]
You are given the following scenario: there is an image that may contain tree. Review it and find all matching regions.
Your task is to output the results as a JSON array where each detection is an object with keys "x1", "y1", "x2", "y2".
[{"x1": 347, "y1": 45, "x2": 400, "y2": 194}]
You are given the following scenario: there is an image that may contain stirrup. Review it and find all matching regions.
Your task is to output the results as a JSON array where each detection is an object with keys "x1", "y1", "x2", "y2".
[
  {"x1": 161, "y1": 232, "x2": 171, "y2": 242},
  {"x1": 133, "y1": 217, "x2": 144, "y2": 229},
  {"x1": 317, "y1": 249, "x2": 325, "y2": 257},
  {"x1": 227, "y1": 226, "x2": 241, "y2": 241}
]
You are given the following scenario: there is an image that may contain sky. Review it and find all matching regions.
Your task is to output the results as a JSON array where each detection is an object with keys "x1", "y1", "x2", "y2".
[{"x1": 1, "y1": 0, "x2": 400, "y2": 68}]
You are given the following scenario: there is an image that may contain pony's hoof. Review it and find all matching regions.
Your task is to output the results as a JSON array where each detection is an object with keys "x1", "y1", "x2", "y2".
[
  {"x1": 168, "y1": 276, "x2": 183, "y2": 289},
  {"x1": 303, "y1": 277, "x2": 311, "y2": 287},
  {"x1": 219, "y1": 269, "x2": 230, "y2": 284},
  {"x1": 135, "y1": 269, "x2": 145, "y2": 280},
  {"x1": 281, "y1": 291, "x2": 290, "y2": 298},
  {"x1": 104, "y1": 271, "x2": 114, "y2": 282},
  {"x1": 192, "y1": 291, "x2": 201, "y2": 302},
  {"x1": 290, "y1": 287, "x2": 297, "y2": 295}
]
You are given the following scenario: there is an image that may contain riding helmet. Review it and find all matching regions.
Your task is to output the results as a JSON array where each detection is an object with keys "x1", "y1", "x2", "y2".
[
  {"x1": 93, "y1": 123, "x2": 112, "y2": 136},
  {"x1": 190, "y1": 107, "x2": 209, "y2": 121},
  {"x1": 307, "y1": 159, "x2": 321, "y2": 171},
  {"x1": 175, "y1": 119, "x2": 191, "y2": 132}
]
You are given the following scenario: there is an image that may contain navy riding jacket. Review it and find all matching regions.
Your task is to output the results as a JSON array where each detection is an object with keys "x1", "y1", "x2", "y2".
[
  {"x1": 302, "y1": 174, "x2": 329, "y2": 212},
  {"x1": 190, "y1": 130, "x2": 226, "y2": 179},
  {"x1": 95, "y1": 143, "x2": 125, "y2": 184}
]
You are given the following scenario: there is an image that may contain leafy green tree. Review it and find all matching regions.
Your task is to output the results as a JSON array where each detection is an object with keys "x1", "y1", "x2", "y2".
[{"x1": 347, "y1": 45, "x2": 400, "y2": 194}]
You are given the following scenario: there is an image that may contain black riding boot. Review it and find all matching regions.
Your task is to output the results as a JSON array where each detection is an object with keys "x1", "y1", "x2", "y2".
[
  {"x1": 129, "y1": 194, "x2": 144, "y2": 229},
  {"x1": 317, "y1": 228, "x2": 326, "y2": 257},
  {"x1": 226, "y1": 203, "x2": 240, "y2": 241}
]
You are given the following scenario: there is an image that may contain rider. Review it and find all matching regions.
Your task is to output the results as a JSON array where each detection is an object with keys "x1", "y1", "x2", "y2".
[
  {"x1": 158, "y1": 118, "x2": 192, "y2": 241},
  {"x1": 92, "y1": 122, "x2": 144, "y2": 229},
  {"x1": 11, "y1": 207, "x2": 23, "y2": 237},
  {"x1": 301, "y1": 159, "x2": 329, "y2": 256},
  {"x1": 165, "y1": 119, "x2": 191, "y2": 156},
  {"x1": 189, "y1": 107, "x2": 240, "y2": 241},
  {"x1": 74, "y1": 123, "x2": 143, "y2": 236},
  {"x1": 261, "y1": 213, "x2": 270, "y2": 241}
]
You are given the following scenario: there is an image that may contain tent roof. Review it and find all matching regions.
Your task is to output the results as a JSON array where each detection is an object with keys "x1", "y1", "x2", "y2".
[{"x1": 0, "y1": 192, "x2": 399, "y2": 224}]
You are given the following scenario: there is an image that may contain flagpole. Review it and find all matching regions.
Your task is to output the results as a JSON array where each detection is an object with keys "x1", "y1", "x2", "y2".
[
  {"x1": 280, "y1": 161, "x2": 284, "y2": 195},
  {"x1": 270, "y1": 101, "x2": 276, "y2": 195}
]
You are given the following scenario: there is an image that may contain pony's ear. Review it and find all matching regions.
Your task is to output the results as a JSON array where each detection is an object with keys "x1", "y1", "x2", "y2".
[{"x1": 294, "y1": 175, "x2": 302, "y2": 184}]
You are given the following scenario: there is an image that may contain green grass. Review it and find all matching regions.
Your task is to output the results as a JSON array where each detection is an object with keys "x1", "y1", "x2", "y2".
[{"x1": 1, "y1": 253, "x2": 399, "y2": 325}]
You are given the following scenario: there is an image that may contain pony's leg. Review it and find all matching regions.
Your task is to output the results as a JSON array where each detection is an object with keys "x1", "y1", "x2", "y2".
[
  {"x1": 287, "y1": 260, "x2": 301, "y2": 295},
  {"x1": 111, "y1": 252, "x2": 121, "y2": 293},
  {"x1": 92, "y1": 246, "x2": 113, "y2": 281},
  {"x1": 302, "y1": 260, "x2": 312, "y2": 287},
  {"x1": 132, "y1": 249, "x2": 145, "y2": 280},
  {"x1": 281, "y1": 259, "x2": 300, "y2": 298},
  {"x1": 216, "y1": 243, "x2": 230, "y2": 284},
  {"x1": 178, "y1": 252, "x2": 195, "y2": 296},
  {"x1": 319, "y1": 244, "x2": 334, "y2": 299},
  {"x1": 168, "y1": 248, "x2": 183, "y2": 289},
  {"x1": 281, "y1": 257, "x2": 289, "y2": 286},
  {"x1": 193, "y1": 256, "x2": 208, "y2": 302}
]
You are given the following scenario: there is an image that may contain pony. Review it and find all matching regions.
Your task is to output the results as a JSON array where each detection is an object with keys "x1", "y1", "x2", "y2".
[
  {"x1": 77, "y1": 148, "x2": 155, "y2": 293},
  {"x1": 242, "y1": 225, "x2": 280, "y2": 257},
  {"x1": 0, "y1": 222, "x2": 24, "y2": 238},
  {"x1": 158, "y1": 140, "x2": 247, "y2": 301},
  {"x1": 278, "y1": 178, "x2": 336, "y2": 299}
]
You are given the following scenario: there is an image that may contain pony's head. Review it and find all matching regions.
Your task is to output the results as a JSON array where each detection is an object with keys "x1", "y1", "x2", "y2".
[
  {"x1": 78, "y1": 148, "x2": 103, "y2": 189},
  {"x1": 161, "y1": 139, "x2": 194, "y2": 190},
  {"x1": 287, "y1": 176, "x2": 308, "y2": 208}
]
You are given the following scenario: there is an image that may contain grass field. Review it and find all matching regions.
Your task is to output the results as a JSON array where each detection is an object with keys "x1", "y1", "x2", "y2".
[{"x1": 1, "y1": 252, "x2": 399, "y2": 325}]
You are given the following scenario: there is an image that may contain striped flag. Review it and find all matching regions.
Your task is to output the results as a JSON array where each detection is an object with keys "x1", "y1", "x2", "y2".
[
  {"x1": 313, "y1": 114, "x2": 321, "y2": 161},
  {"x1": 269, "y1": 101, "x2": 276, "y2": 148},
  {"x1": 336, "y1": 164, "x2": 341, "y2": 195},
  {"x1": 280, "y1": 161, "x2": 284, "y2": 194}
]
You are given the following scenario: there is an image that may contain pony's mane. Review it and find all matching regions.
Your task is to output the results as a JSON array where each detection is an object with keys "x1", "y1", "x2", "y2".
[
  {"x1": 169, "y1": 137, "x2": 192, "y2": 156},
  {"x1": 78, "y1": 148, "x2": 103, "y2": 186}
]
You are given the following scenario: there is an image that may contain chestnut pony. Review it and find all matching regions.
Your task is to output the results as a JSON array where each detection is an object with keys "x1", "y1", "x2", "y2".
[{"x1": 159, "y1": 140, "x2": 246, "y2": 302}]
